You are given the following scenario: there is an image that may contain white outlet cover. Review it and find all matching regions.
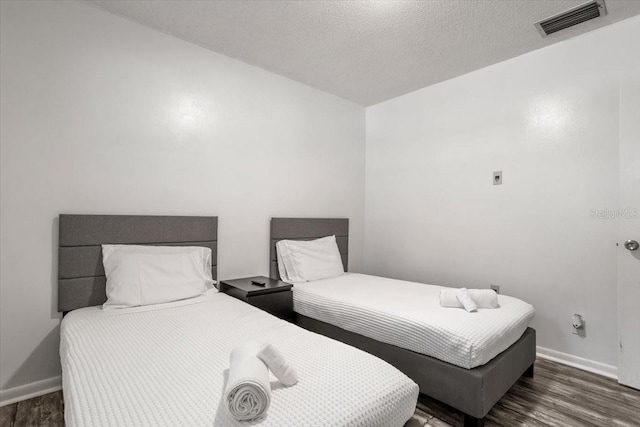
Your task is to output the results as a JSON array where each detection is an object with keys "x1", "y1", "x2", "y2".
[{"x1": 493, "y1": 171, "x2": 502, "y2": 185}]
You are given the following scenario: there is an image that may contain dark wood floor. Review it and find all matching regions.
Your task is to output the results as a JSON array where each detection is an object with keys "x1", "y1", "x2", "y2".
[
  {"x1": 1, "y1": 358, "x2": 638, "y2": 427},
  {"x1": 413, "y1": 358, "x2": 640, "y2": 427},
  {"x1": 0, "y1": 392, "x2": 63, "y2": 427}
]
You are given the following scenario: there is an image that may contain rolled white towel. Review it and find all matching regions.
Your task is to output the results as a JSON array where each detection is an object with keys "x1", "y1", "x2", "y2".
[
  {"x1": 257, "y1": 343, "x2": 298, "y2": 387},
  {"x1": 224, "y1": 341, "x2": 271, "y2": 421},
  {"x1": 456, "y1": 288, "x2": 478, "y2": 312},
  {"x1": 440, "y1": 288, "x2": 499, "y2": 309},
  {"x1": 469, "y1": 289, "x2": 499, "y2": 308}
]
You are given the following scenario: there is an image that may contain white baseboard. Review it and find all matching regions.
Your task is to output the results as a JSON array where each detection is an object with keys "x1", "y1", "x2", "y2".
[
  {"x1": 536, "y1": 346, "x2": 618, "y2": 380},
  {"x1": 0, "y1": 376, "x2": 62, "y2": 407}
]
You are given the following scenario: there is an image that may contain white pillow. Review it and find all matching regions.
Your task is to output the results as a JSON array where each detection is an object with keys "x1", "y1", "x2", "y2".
[
  {"x1": 101, "y1": 245, "x2": 215, "y2": 310},
  {"x1": 276, "y1": 236, "x2": 344, "y2": 283},
  {"x1": 276, "y1": 240, "x2": 294, "y2": 283}
]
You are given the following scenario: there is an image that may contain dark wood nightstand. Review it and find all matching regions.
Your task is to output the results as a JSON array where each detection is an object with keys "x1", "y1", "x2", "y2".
[{"x1": 219, "y1": 276, "x2": 293, "y2": 320}]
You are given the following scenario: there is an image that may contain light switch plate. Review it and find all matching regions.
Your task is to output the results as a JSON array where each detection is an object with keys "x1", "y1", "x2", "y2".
[{"x1": 493, "y1": 171, "x2": 502, "y2": 185}]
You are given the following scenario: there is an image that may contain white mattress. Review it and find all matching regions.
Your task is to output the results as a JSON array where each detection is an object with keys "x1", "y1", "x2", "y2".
[
  {"x1": 293, "y1": 273, "x2": 535, "y2": 369},
  {"x1": 60, "y1": 291, "x2": 418, "y2": 427}
]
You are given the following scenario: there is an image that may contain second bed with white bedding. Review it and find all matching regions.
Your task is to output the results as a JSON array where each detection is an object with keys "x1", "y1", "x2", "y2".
[
  {"x1": 293, "y1": 273, "x2": 534, "y2": 369},
  {"x1": 60, "y1": 291, "x2": 418, "y2": 427}
]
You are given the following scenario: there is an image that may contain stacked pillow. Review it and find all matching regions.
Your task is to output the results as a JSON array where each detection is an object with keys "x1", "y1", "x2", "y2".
[
  {"x1": 101, "y1": 245, "x2": 215, "y2": 309},
  {"x1": 276, "y1": 235, "x2": 344, "y2": 283}
]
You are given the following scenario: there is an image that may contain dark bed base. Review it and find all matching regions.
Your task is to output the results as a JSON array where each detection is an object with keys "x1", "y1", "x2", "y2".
[{"x1": 296, "y1": 314, "x2": 536, "y2": 426}]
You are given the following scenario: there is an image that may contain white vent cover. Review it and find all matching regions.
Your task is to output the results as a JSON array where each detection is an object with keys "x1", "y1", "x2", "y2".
[{"x1": 535, "y1": 0, "x2": 607, "y2": 37}]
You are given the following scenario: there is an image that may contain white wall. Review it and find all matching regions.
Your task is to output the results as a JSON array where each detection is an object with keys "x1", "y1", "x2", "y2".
[
  {"x1": 2, "y1": 0, "x2": 638, "y2": 402},
  {"x1": 364, "y1": 16, "x2": 640, "y2": 369},
  {"x1": 0, "y1": 0, "x2": 365, "y2": 396}
]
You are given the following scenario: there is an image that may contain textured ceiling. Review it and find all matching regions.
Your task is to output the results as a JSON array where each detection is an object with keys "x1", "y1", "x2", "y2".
[{"x1": 85, "y1": 0, "x2": 640, "y2": 106}]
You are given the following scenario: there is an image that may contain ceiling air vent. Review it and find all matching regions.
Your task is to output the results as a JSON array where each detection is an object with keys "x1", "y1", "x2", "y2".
[{"x1": 535, "y1": 0, "x2": 607, "y2": 37}]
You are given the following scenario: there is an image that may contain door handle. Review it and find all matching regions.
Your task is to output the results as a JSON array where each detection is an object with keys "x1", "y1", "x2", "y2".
[{"x1": 624, "y1": 240, "x2": 639, "y2": 251}]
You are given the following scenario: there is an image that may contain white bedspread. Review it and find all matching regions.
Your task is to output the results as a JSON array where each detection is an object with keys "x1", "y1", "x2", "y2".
[
  {"x1": 60, "y1": 292, "x2": 418, "y2": 427},
  {"x1": 293, "y1": 273, "x2": 534, "y2": 369}
]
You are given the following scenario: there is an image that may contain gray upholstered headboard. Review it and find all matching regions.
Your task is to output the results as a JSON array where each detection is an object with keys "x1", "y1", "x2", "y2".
[
  {"x1": 270, "y1": 218, "x2": 349, "y2": 280},
  {"x1": 58, "y1": 214, "x2": 218, "y2": 312}
]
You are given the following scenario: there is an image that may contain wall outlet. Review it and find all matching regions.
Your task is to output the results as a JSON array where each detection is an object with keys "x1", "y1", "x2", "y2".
[
  {"x1": 490, "y1": 284, "x2": 500, "y2": 294},
  {"x1": 493, "y1": 171, "x2": 502, "y2": 185},
  {"x1": 572, "y1": 314, "x2": 586, "y2": 337}
]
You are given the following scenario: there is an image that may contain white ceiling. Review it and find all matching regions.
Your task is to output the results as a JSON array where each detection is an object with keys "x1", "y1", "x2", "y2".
[{"x1": 85, "y1": 0, "x2": 640, "y2": 106}]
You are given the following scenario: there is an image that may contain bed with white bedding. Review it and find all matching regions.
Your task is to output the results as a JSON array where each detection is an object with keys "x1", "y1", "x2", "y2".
[
  {"x1": 293, "y1": 273, "x2": 534, "y2": 369},
  {"x1": 270, "y1": 217, "x2": 537, "y2": 427},
  {"x1": 57, "y1": 214, "x2": 419, "y2": 427},
  {"x1": 61, "y1": 291, "x2": 418, "y2": 427}
]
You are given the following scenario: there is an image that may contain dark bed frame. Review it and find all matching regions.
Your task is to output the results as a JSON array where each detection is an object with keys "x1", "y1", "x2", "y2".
[
  {"x1": 270, "y1": 217, "x2": 536, "y2": 427},
  {"x1": 58, "y1": 214, "x2": 218, "y2": 312}
]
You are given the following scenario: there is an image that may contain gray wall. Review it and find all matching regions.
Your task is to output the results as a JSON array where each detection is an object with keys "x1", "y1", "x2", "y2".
[
  {"x1": 364, "y1": 15, "x2": 640, "y2": 371},
  {"x1": 0, "y1": 0, "x2": 365, "y2": 397}
]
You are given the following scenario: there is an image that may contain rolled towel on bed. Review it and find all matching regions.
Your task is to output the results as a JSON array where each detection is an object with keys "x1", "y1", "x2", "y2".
[
  {"x1": 257, "y1": 343, "x2": 298, "y2": 387},
  {"x1": 456, "y1": 288, "x2": 478, "y2": 312},
  {"x1": 439, "y1": 288, "x2": 499, "y2": 309},
  {"x1": 470, "y1": 289, "x2": 500, "y2": 308},
  {"x1": 224, "y1": 341, "x2": 271, "y2": 421}
]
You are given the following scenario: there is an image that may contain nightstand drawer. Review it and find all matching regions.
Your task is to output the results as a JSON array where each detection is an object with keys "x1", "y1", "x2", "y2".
[
  {"x1": 247, "y1": 291, "x2": 293, "y2": 320},
  {"x1": 219, "y1": 276, "x2": 293, "y2": 320}
]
